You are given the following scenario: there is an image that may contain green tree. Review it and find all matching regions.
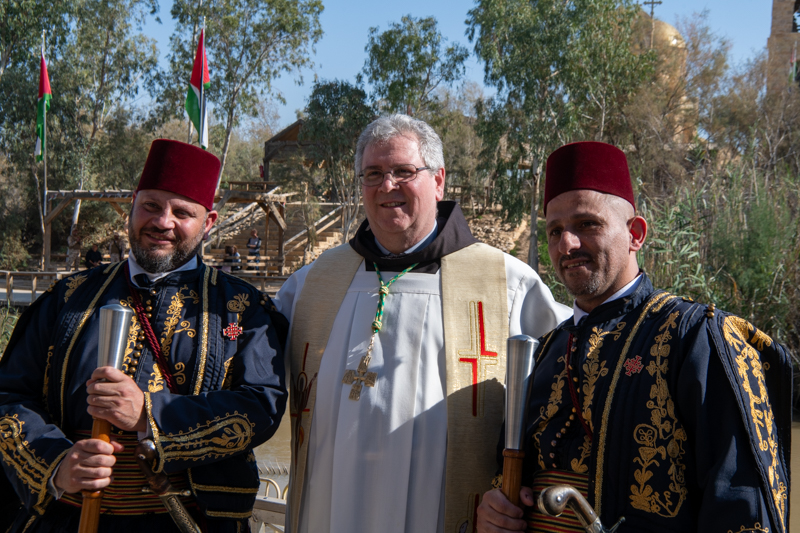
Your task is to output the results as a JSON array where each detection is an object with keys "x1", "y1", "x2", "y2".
[
  {"x1": 300, "y1": 80, "x2": 375, "y2": 240},
  {"x1": 163, "y1": 0, "x2": 324, "y2": 180},
  {"x1": 467, "y1": 0, "x2": 653, "y2": 271},
  {"x1": 363, "y1": 15, "x2": 468, "y2": 117},
  {"x1": 0, "y1": 0, "x2": 73, "y2": 82},
  {"x1": 0, "y1": 0, "x2": 159, "y2": 259}
]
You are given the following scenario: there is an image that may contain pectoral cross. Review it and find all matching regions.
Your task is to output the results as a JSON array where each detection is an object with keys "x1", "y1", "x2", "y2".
[{"x1": 342, "y1": 355, "x2": 377, "y2": 401}]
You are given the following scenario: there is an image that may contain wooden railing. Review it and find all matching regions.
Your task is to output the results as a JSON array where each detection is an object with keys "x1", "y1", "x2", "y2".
[{"x1": 0, "y1": 270, "x2": 72, "y2": 305}]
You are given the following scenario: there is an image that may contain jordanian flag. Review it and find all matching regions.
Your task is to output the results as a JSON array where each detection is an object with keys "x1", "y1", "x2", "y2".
[
  {"x1": 185, "y1": 28, "x2": 210, "y2": 149},
  {"x1": 35, "y1": 52, "x2": 51, "y2": 162}
]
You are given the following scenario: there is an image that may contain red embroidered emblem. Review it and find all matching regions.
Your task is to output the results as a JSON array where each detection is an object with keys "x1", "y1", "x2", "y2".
[
  {"x1": 624, "y1": 355, "x2": 644, "y2": 376},
  {"x1": 223, "y1": 323, "x2": 243, "y2": 340}
]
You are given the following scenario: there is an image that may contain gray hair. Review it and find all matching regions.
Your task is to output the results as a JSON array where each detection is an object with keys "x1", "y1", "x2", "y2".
[{"x1": 354, "y1": 114, "x2": 445, "y2": 175}]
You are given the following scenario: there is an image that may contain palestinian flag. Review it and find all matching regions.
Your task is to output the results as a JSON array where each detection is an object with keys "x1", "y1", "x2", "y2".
[
  {"x1": 35, "y1": 52, "x2": 51, "y2": 162},
  {"x1": 185, "y1": 28, "x2": 210, "y2": 149}
]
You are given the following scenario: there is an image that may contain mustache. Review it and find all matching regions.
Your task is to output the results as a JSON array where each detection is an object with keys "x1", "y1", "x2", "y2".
[
  {"x1": 559, "y1": 252, "x2": 592, "y2": 267},
  {"x1": 139, "y1": 226, "x2": 177, "y2": 241}
]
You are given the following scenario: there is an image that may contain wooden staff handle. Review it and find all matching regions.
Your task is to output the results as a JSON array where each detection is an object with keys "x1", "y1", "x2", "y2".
[
  {"x1": 78, "y1": 418, "x2": 112, "y2": 533},
  {"x1": 502, "y1": 449, "x2": 525, "y2": 507}
]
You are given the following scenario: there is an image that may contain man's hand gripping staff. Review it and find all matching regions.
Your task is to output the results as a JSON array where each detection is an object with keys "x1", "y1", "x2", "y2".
[{"x1": 74, "y1": 304, "x2": 134, "y2": 533}]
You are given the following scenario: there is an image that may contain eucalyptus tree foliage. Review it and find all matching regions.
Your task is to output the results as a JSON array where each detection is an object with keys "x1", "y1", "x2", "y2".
[
  {"x1": 467, "y1": 0, "x2": 653, "y2": 270},
  {"x1": 161, "y1": 0, "x2": 323, "y2": 180},
  {"x1": 300, "y1": 80, "x2": 375, "y2": 241},
  {"x1": 0, "y1": 0, "x2": 73, "y2": 82},
  {"x1": 0, "y1": 0, "x2": 158, "y2": 255},
  {"x1": 362, "y1": 15, "x2": 468, "y2": 118}
]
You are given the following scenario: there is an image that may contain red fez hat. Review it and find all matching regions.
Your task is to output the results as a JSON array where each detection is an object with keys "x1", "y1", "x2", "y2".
[
  {"x1": 136, "y1": 139, "x2": 220, "y2": 210},
  {"x1": 544, "y1": 141, "x2": 634, "y2": 214}
]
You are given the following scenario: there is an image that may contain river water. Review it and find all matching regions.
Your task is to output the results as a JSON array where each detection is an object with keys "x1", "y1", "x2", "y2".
[{"x1": 255, "y1": 413, "x2": 800, "y2": 526}]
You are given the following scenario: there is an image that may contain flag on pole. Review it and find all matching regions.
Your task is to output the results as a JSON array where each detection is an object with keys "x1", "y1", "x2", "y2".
[
  {"x1": 185, "y1": 28, "x2": 210, "y2": 149},
  {"x1": 790, "y1": 42, "x2": 797, "y2": 84},
  {"x1": 35, "y1": 52, "x2": 51, "y2": 162}
]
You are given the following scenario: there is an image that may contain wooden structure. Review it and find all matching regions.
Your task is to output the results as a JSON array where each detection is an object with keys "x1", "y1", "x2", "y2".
[
  {"x1": 262, "y1": 119, "x2": 319, "y2": 180},
  {"x1": 43, "y1": 185, "x2": 294, "y2": 273}
]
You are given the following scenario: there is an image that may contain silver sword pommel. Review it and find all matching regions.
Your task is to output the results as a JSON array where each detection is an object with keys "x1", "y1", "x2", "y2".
[{"x1": 538, "y1": 484, "x2": 625, "y2": 533}]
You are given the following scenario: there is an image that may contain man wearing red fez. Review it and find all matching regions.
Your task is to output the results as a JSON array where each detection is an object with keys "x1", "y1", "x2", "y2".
[
  {"x1": 477, "y1": 141, "x2": 790, "y2": 533},
  {"x1": 0, "y1": 139, "x2": 288, "y2": 533}
]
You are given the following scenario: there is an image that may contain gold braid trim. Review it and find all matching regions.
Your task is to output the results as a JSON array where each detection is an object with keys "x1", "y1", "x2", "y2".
[
  {"x1": 594, "y1": 292, "x2": 676, "y2": 515},
  {"x1": 191, "y1": 266, "x2": 211, "y2": 395},
  {"x1": 154, "y1": 413, "x2": 255, "y2": 464},
  {"x1": 205, "y1": 509, "x2": 252, "y2": 519},
  {"x1": 723, "y1": 316, "x2": 786, "y2": 528},
  {"x1": 143, "y1": 392, "x2": 166, "y2": 474},
  {"x1": 0, "y1": 415, "x2": 67, "y2": 514},
  {"x1": 59, "y1": 262, "x2": 124, "y2": 426},
  {"x1": 191, "y1": 483, "x2": 259, "y2": 494}
]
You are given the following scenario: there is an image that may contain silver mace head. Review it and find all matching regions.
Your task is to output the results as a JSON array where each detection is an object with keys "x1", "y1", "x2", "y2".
[
  {"x1": 538, "y1": 484, "x2": 625, "y2": 533},
  {"x1": 97, "y1": 303, "x2": 134, "y2": 371},
  {"x1": 505, "y1": 334, "x2": 538, "y2": 451}
]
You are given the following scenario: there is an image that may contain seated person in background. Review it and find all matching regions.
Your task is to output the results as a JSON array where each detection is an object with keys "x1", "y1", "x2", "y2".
[
  {"x1": 246, "y1": 229, "x2": 262, "y2": 271},
  {"x1": 84, "y1": 243, "x2": 102, "y2": 268}
]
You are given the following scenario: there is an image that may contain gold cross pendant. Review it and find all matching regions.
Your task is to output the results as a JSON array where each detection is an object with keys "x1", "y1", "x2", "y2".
[{"x1": 342, "y1": 355, "x2": 377, "y2": 401}]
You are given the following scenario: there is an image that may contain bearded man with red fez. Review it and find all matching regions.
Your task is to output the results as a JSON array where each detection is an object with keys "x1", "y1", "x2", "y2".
[
  {"x1": 0, "y1": 140, "x2": 287, "y2": 532},
  {"x1": 476, "y1": 142, "x2": 791, "y2": 533},
  {"x1": 274, "y1": 114, "x2": 571, "y2": 533}
]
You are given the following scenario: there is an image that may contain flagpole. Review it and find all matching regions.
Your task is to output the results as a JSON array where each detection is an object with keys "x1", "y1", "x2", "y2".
[
  {"x1": 42, "y1": 29, "x2": 48, "y2": 219},
  {"x1": 198, "y1": 17, "x2": 207, "y2": 149}
]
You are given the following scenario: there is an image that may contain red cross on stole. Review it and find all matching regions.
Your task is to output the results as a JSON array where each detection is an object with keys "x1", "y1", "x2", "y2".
[{"x1": 458, "y1": 301, "x2": 498, "y2": 417}]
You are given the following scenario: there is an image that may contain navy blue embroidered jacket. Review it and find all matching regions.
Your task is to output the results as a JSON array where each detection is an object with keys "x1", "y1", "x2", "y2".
[
  {"x1": 523, "y1": 274, "x2": 790, "y2": 533},
  {"x1": 0, "y1": 259, "x2": 287, "y2": 530}
]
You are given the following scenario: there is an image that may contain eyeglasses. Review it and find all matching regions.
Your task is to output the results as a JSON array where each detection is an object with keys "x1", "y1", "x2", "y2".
[{"x1": 359, "y1": 165, "x2": 431, "y2": 187}]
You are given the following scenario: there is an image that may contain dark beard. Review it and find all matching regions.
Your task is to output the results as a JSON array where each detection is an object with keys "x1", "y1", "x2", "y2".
[{"x1": 128, "y1": 227, "x2": 204, "y2": 273}]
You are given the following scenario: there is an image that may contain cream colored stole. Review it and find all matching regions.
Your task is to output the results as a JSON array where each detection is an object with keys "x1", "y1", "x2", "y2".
[{"x1": 288, "y1": 242, "x2": 508, "y2": 533}]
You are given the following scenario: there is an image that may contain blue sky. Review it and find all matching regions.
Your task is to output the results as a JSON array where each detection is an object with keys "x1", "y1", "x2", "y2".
[{"x1": 142, "y1": 0, "x2": 774, "y2": 129}]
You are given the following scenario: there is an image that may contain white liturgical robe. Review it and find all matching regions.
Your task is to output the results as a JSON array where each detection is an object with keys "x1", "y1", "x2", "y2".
[{"x1": 275, "y1": 253, "x2": 571, "y2": 533}]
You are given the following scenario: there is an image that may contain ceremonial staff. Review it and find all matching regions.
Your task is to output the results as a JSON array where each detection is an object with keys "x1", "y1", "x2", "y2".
[
  {"x1": 78, "y1": 304, "x2": 134, "y2": 533},
  {"x1": 502, "y1": 335, "x2": 538, "y2": 507}
]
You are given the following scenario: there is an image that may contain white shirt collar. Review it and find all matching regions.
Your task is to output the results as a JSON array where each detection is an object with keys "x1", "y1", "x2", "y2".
[
  {"x1": 572, "y1": 273, "x2": 643, "y2": 325},
  {"x1": 128, "y1": 254, "x2": 198, "y2": 287},
  {"x1": 375, "y1": 221, "x2": 438, "y2": 256}
]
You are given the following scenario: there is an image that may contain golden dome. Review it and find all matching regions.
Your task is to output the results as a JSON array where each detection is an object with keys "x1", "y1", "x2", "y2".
[{"x1": 653, "y1": 19, "x2": 685, "y2": 49}]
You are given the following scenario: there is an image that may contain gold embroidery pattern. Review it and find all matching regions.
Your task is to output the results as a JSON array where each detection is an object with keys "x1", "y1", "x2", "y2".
[
  {"x1": 160, "y1": 285, "x2": 198, "y2": 363},
  {"x1": 191, "y1": 267, "x2": 211, "y2": 395},
  {"x1": 594, "y1": 292, "x2": 676, "y2": 515},
  {"x1": 226, "y1": 294, "x2": 250, "y2": 315},
  {"x1": 63, "y1": 274, "x2": 88, "y2": 303},
  {"x1": 221, "y1": 357, "x2": 234, "y2": 390},
  {"x1": 148, "y1": 363, "x2": 165, "y2": 392},
  {"x1": 727, "y1": 524, "x2": 769, "y2": 533},
  {"x1": 0, "y1": 415, "x2": 69, "y2": 513},
  {"x1": 174, "y1": 362, "x2": 187, "y2": 386},
  {"x1": 157, "y1": 412, "x2": 255, "y2": 463},
  {"x1": 42, "y1": 346, "x2": 54, "y2": 412},
  {"x1": 118, "y1": 298, "x2": 141, "y2": 375},
  {"x1": 630, "y1": 311, "x2": 688, "y2": 517},
  {"x1": 723, "y1": 316, "x2": 786, "y2": 528},
  {"x1": 60, "y1": 262, "x2": 124, "y2": 426},
  {"x1": 532, "y1": 354, "x2": 567, "y2": 470}
]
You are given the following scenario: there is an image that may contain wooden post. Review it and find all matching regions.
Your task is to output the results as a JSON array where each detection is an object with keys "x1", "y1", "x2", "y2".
[
  {"x1": 7, "y1": 273, "x2": 13, "y2": 306},
  {"x1": 44, "y1": 221, "x2": 52, "y2": 272},
  {"x1": 277, "y1": 203, "x2": 285, "y2": 275},
  {"x1": 31, "y1": 275, "x2": 37, "y2": 302}
]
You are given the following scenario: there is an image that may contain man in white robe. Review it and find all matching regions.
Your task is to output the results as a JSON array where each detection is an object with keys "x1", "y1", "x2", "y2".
[{"x1": 275, "y1": 114, "x2": 571, "y2": 533}]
